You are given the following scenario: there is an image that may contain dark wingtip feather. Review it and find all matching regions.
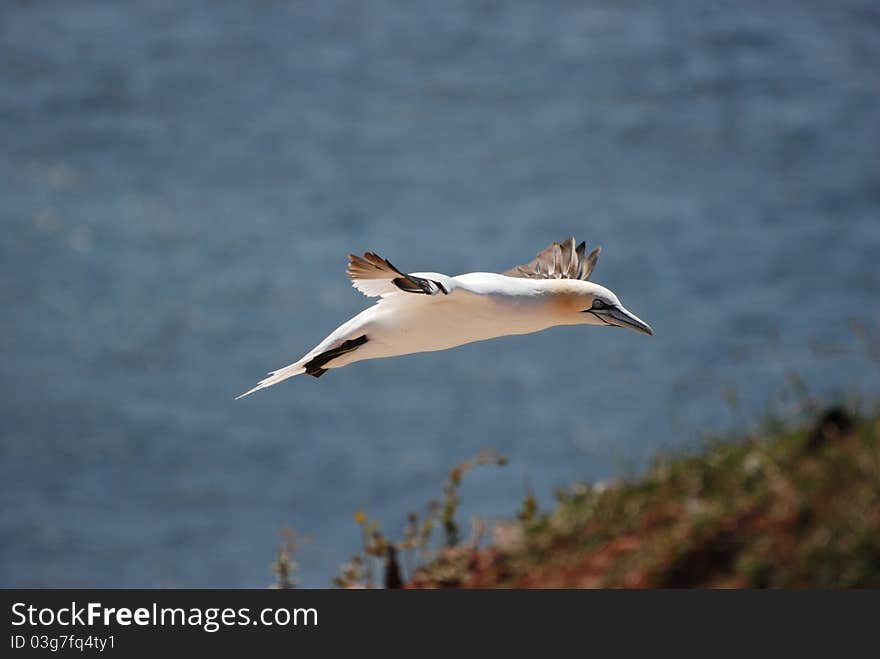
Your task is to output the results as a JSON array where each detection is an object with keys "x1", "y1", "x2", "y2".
[{"x1": 502, "y1": 236, "x2": 602, "y2": 281}]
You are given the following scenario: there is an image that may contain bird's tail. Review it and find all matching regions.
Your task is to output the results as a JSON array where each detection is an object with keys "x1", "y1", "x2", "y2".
[{"x1": 235, "y1": 361, "x2": 306, "y2": 399}]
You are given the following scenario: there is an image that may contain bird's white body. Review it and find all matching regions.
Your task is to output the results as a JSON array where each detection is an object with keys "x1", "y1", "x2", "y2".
[
  {"x1": 314, "y1": 274, "x2": 583, "y2": 365},
  {"x1": 237, "y1": 239, "x2": 652, "y2": 398}
]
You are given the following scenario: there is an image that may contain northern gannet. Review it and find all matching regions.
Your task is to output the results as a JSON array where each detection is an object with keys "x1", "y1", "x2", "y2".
[{"x1": 237, "y1": 237, "x2": 653, "y2": 398}]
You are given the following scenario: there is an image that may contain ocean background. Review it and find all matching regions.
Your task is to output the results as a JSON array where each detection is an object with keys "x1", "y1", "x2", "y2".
[{"x1": 1, "y1": 0, "x2": 878, "y2": 587}]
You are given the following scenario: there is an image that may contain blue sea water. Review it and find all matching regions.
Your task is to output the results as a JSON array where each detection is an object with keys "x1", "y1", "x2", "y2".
[{"x1": 1, "y1": 0, "x2": 878, "y2": 587}]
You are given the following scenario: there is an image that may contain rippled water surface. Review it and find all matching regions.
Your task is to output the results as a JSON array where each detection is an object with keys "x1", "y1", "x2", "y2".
[{"x1": 2, "y1": 0, "x2": 879, "y2": 586}]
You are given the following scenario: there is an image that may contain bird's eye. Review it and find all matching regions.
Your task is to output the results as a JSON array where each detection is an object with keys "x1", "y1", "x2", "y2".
[{"x1": 592, "y1": 299, "x2": 607, "y2": 310}]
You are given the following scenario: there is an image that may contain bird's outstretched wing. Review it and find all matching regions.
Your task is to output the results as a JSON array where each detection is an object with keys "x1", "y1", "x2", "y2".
[
  {"x1": 502, "y1": 236, "x2": 601, "y2": 281},
  {"x1": 347, "y1": 252, "x2": 449, "y2": 297}
]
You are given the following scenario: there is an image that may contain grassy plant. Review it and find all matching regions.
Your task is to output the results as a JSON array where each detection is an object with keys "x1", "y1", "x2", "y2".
[
  {"x1": 270, "y1": 527, "x2": 307, "y2": 589},
  {"x1": 332, "y1": 449, "x2": 507, "y2": 588}
]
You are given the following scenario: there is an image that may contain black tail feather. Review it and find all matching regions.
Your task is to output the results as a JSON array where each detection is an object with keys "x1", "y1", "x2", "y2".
[{"x1": 303, "y1": 335, "x2": 368, "y2": 378}]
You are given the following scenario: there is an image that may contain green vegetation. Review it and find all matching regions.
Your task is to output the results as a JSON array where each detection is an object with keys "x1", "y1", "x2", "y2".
[
  {"x1": 298, "y1": 405, "x2": 877, "y2": 589},
  {"x1": 268, "y1": 403, "x2": 880, "y2": 588}
]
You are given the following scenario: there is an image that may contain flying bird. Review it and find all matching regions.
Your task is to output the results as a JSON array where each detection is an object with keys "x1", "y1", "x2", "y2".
[{"x1": 237, "y1": 237, "x2": 653, "y2": 398}]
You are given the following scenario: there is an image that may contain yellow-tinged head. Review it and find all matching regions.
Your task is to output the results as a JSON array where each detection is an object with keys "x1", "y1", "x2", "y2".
[{"x1": 543, "y1": 279, "x2": 654, "y2": 336}]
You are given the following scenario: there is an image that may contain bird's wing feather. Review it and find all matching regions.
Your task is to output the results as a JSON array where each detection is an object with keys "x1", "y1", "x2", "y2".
[
  {"x1": 502, "y1": 236, "x2": 601, "y2": 281},
  {"x1": 347, "y1": 252, "x2": 450, "y2": 297}
]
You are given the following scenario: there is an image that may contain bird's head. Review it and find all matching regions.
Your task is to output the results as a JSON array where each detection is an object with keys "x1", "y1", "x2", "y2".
[{"x1": 565, "y1": 282, "x2": 654, "y2": 336}]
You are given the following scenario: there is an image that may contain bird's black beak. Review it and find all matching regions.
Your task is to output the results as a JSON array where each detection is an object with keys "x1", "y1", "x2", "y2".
[{"x1": 590, "y1": 305, "x2": 654, "y2": 336}]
